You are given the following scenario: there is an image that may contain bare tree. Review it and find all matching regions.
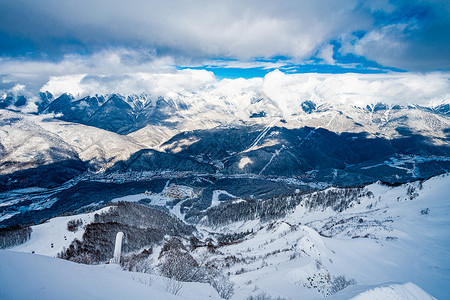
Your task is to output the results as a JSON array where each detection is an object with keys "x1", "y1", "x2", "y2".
[
  {"x1": 210, "y1": 274, "x2": 234, "y2": 300},
  {"x1": 67, "y1": 219, "x2": 83, "y2": 232},
  {"x1": 163, "y1": 276, "x2": 183, "y2": 295}
]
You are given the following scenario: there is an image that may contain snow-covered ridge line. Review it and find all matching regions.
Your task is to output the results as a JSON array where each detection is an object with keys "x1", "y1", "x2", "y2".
[
  {"x1": 2, "y1": 70, "x2": 450, "y2": 115},
  {"x1": 5, "y1": 91, "x2": 450, "y2": 113}
]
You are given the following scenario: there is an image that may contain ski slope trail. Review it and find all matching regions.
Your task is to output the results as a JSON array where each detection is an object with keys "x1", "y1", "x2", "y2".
[
  {"x1": 244, "y1": 118, "x2": 279, "y2": 153},
  {"x1": 259, "y1": 145, "x2": 286, "y2": 175},
  {"x1": 297, "y1": 127, "x2": 317, "y2": 147}
]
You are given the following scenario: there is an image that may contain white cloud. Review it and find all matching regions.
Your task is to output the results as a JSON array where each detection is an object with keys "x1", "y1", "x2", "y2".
[
  {"x1": 261, "y1": 70, "x2": 450, "y2": 107},
  {"x1": 41, "y1": 75, "x2": 87, "y2": 97},
  {"x1": 41, "y1": 69, "x2": 217, "y2": 100},
  {"x1": 11, "y1": 84, "x2": 25, "y2": 93},
  {"x1": 0, "y1": 0, "x2": 369, "y2": 61},
  {"x1": 37, "y1": 69, "x2": 450, "y2": 109},
  {"x1": 2, "y1": 0, "x2": 450, "y2": 71},
  {"x1": 339, "y1": 1, "x2": 450, "y2": 70},
  {"x1": 316, "y1": 44, "x2": 336, "y2": 65},
  {"x1": 0, "y1": 49, "x2": 177, "y2": 95}
]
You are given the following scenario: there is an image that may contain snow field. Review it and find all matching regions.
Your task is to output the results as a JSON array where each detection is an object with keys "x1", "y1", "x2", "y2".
[{"x1": 0, "y1": 250, "x2": 221, "y2": 300}]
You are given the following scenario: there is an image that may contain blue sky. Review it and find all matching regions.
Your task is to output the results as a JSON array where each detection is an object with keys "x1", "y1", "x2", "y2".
[
  {"x1": 180, "y1": 53, "x2": 406, "y2": 79},
  {"x1": 0, "y1": 0, "x2": 449, "y2": 91}
]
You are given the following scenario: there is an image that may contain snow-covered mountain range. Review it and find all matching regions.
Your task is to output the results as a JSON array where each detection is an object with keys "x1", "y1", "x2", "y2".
[{"x1": 1, "y1": 88, "x2": 449, "y2": 191}]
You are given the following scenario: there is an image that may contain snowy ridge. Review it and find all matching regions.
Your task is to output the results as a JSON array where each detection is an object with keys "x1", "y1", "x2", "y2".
[
  {"x1": 42, "y1": 90, "x2": 450, "y2": 141},
  {"x1": 0, "y1": 250, "x2": 220, "y2": 300},
  {"x1": 0, "y1": 109, "x2": 144, "y2": 175}
]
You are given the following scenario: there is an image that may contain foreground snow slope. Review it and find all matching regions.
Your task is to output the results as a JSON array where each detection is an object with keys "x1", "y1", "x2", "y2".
[
  {"x1": 329, "y1": 282, "x2": 436, "y2": 300},
  {"x1": 204, "y1": 175, "x2": 450, "y2": 299},
  {"x1": 0, "y1": 250, "x2": 220, "y2": 300},
  {"x1": 0, "y1": 250, "x2": 434, "y2": 300}
]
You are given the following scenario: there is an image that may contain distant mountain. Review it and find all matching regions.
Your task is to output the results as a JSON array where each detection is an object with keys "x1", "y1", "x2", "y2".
[
  {"x1": 0, "y1": 110, "x2": 143, "y2": 190},
  {"x1": 2, "y1": 91, "x2": 449, "y2": 141},
  {"x1": 1, "y1": 92, "x2": 449, "y2": 190},
  {"x1": 29, "y1": 92, "x2": 450, "y2": 140},
  {"x1": 0, "y1": 93, "x2": 28, "y2": 109},
  {"x1": 159, "y1": 126, "x2": 450, "y2": 185}
]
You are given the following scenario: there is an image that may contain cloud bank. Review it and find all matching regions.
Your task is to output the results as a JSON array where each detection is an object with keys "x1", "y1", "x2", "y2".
[
  {"x1": 1, "y1": 0, "x2": 449, "y2": 71},
  {"x1": 1, "y1": 48, "x2": 449, "y2": 109},
  {"x1": 34, "y1": 69, "x2": 450, "y2": 108}
]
